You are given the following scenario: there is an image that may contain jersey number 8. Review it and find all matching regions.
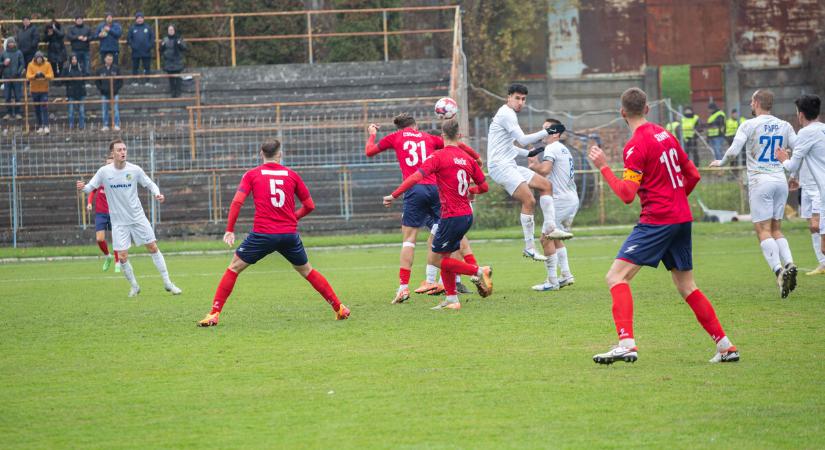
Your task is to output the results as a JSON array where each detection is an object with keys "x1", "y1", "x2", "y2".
[{"x1": 457, "y1": 169, "x2": 469, "y2": 196}]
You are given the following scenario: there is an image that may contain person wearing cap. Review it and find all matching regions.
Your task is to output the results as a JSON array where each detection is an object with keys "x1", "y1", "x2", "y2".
[
  {"x1": 127, "y1": 12, "x2": 155, "y2": 86},
  {"x1": 43, "y1": 18, "x2": 67, "y2": 77},
  {"x1": 15, "y1": 16, "x2": 40, "y2": 67},
  {"x1": 95, "y1": 13, "x2": 123, "y2": 64},
  {"x1": 26, "y1": 51, "x2": 54, "y2": 134},
  {"x1": 67, "y1": 16, "x2": 93, "y2": 75},
  {"x1": 1, "y1": 37, "x2": 25, "y2": 119}
]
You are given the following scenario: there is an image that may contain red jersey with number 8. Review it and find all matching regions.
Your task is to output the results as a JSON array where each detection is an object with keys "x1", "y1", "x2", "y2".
[
  {"x1": 623, "y1": 122, "x2": 693, "y2": 225},
  {"x1": 378, "y1": 128, "x2": 444, "y2": 184},
  {"x1": 418, "y1": 145, "x2": 486, "y2": 219},
  {"x1": 237, "y1": 162, "x2": 311, "y2": 234}
]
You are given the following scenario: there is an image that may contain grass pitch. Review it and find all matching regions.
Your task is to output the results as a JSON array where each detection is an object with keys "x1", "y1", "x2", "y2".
[{"x1": 2, "y1": 223, "x2": 824, "y2": 448}]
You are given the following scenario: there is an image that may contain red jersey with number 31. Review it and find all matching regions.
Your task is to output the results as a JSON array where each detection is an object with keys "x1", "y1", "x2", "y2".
[
  {"x1": 623, "y1": 122, "x2": 693, "y2": 225},
  {"x1": 237, "y1": 162, "x2": 311, "y2": 234},
  {"x1": 418, "y1": 145, "x2": 485, "y2": 219},
  {"x1": 378, "y1": 128, "x2": 444, "y2": 184}
]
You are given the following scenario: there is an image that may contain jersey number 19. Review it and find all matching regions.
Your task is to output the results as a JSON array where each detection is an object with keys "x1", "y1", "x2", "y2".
[{"x1": 659, "y1": 148, "x2": 684, "y2": 189}]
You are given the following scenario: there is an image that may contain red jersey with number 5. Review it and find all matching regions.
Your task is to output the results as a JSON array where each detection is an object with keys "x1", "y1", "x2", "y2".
[
  {"x1": 418, "y1": 145, "x2": 485, "y2": 219},
  {"x1": 237, "y1": 162, "x2": 311, "y2": 234},
  {"x1": 623, "y1": 122, "x2": 693, "y2": 225},
  {"x1": 378, "y1": 128, "x2": 444, "y2": 184}
]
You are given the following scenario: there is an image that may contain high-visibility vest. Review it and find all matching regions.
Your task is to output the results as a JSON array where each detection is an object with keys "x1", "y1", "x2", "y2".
[
  {"x1": 681, "y1": 115, "x2": 699, "y2": 139},
  {"x1": 725, "y1": 116, "x2": 745, "y2": 137},
  {"x1": 707, "y1": 110, "x2": 726, "y2": 137},
  {"x1": 665, "y1": 121, "x2": 680, "y2": 135}
]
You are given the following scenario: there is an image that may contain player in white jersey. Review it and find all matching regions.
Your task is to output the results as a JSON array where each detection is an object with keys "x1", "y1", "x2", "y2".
[
  {"x1": 777, "y1": 94, "x2": 825, "y2": 275},
  {"x1": 710, "y1": 90, "x2": 798, "y2": 298},
  {"x1": 527, "y1": 118, "x2": 578, "y2": 291},
  {"x1": 487, "y1": 83, "x2": 573, "y2": 262},
  {"x1": 76, "y1": 139, "x2": 182, "y2": 297}
]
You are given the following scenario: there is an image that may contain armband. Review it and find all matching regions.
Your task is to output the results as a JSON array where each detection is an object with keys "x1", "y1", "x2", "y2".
[{"x1": 622, "y1": 169, "x2": 642, "y2": 184}]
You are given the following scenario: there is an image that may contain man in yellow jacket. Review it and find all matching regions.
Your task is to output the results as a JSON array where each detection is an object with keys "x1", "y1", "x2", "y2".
[{"x1": 26, "y1": 51, "x2": 54, "y2": 134}]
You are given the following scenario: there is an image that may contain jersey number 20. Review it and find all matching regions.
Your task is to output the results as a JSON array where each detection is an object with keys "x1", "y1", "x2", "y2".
[
  {"x1": 403, "y1": 141, "x2": 428, "y2": 167},
  {"x1": 758, "y1": 135, "x2": 783, "y2": 162}
]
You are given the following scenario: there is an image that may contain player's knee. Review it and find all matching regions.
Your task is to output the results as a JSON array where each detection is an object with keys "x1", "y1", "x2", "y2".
[
  {"x1": 605, "y1": 271, "x2": 623, "y2": 288},
  {"x1": 294, "y1": 263, "x2": 312, "y2": 278},
  {"x1": 118, "y1": 253, "x2": 128, "y2": 263}
]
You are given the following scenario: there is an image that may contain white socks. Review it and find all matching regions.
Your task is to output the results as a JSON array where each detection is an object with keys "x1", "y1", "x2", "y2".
[
  {"x1": 520, "y1": 213, "x2": 536, "y2": 250},
  {"x1": 619, "y1": 338, "x2": 636, "y2": 349},
  {"x1": 716, "y1": 336, "x2": 732, "y2": 352},
  {"x1": 760, "y1": 238, "x2": 782, "y2": 273},
  {"x1": 539, "y1": 195, "x2": 556, "y2": 234},
  {"x1": 150, "y1": 251, "x2": 172, "y2": 285},
  {"x1": 812, "y1": 233, "x2": 825, "y2": 265},
  {"x1": 425, "y1": 264, "x2": 438, "y2": 284},
  {"x1": 775, "y1": 238, "x2": 793, "y2": 265},
  {"x1": 557, "y1": 247, "x2": 570, "y2": 276},
  {"x1": 445, "y1": 294, "x2": 459, "y2": 304},
  {"x1": 544, "y1": 253, "x2": 558, "y2": 285},
  {"x1": 121, "y1": 260, "x2": 139, "y2": 289}
]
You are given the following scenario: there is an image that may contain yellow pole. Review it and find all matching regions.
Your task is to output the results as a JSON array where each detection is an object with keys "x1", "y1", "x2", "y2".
[
  {"x1": 230, "y1": 16, "x2": 236, "y2": 67},
  {"x1": 189, "y1": 109, "x2": 196, "y2": 160},
  {"x1": 382, "y1": 10, "x2": 389, "y2": 61},
  {"x1": 307, "y1": 13, "x2": 313, "y2": 64},
  {"x1": 154, "y1": 19, "x2": 161, "y2": 70}
]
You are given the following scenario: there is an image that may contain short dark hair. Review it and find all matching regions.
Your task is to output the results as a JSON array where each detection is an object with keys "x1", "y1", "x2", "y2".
[
  {"x1": 753, "y1": 89, "x2": 774, "y2": 111},
  {"x1": 104, "y1": 52, "x2": 114, "y2": 60},
  {"x1": 109, "y1": 138, "x2": 124, "y2": 152},
  {"x1": 544, "y1": 118, "x2": 562, "y2": 126},
  {"x1": 261, "y1": 140, "x2": 281, "y2": 158},
  {"x1": 508, "y1": 83, "x2": 528, "y2": 96},
  {"x1": 621, "y1": 88, "x2": 647, "y2": 118},
  {"x1": 441, "y1": 119, "x2": 460, "y2": 140},
  {"x1": 795, "y1": 94, "x2": 821, "y2": 120},
  {"x1": 393, "y1": 113, "x2": 415, "y2": 129}
]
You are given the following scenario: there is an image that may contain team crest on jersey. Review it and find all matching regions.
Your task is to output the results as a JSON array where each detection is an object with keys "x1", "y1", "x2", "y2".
[{"x1": 126, "y1": 173, "x2": 133, "y2": 181}]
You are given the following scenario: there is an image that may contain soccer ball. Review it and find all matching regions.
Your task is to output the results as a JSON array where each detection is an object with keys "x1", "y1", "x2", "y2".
[{"x1": 434, "y1": 97, "x2": 459, "y2": 120}]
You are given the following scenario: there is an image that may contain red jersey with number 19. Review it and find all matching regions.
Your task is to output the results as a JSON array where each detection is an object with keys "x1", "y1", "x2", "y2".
[
  {"x1": 237, "y1": 162, "x2": 311, "y2": 234},
  {"x1": 418, "y1": 145, "x2": 486, "y2": 219},
  {"x1": 378, "y1": 128, "x2": 444, "y2": 184},
  {"x1": 623, "y1": 122, "x2": 693, "y2": 225}
]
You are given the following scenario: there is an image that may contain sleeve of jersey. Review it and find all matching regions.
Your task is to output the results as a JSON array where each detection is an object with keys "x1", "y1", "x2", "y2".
[
  {"x1": 600, "y1": 166, "x2": 640, "y2": 204},
  {"x1": 87, "y1": 188, "x2": 96, "y2": 205},
  {"x1": 719, "y1": 125, "x2": 747, "y2": 165},
  {"x1": 504, "y1": 111, "x2": 548, "y2": 146},
  {"x1": 82, "y1": 169, "x2": 103, "y2": 193},
  {"x1": 365, "y1": 134, "x2": 384, "y2": 157},
  {"x1": 469, "y1": 163, "x2": 488, "y2": 194},
  {"x1": 457, "y1": 142, "x2": 480, "y2": 160},
  {"x1": 137, "y1": 168, "x2": 161, "y2": 196},
  {"x1": 681, "y1": 159, "x2": 701, "y2": 196},
  {"x1": 392, "y1": 171, "x2": 425, "y2": 198},
  {"x1": 293, "y1": 175, "x2": 315, "y2": 219},
  {"x1": 225, "y1": 190, "x2": 248, "y2": 233},
  {"x1": 783, "y1": 132, "x2": 811, "y2": 174},
  {"x1": 432, "y1": 135, "x2": 445, "y2": 150}
]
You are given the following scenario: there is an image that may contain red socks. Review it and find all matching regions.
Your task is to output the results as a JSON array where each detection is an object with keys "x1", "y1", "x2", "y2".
[
  {"x1": 439, "y1": 257, "x2": 478, "y2": 276},
  {"x1": 610, "y1": 283, "x2": 634, "y2": 340},
  {"x1": 463, "y1": 253, "x2": 477, "y2": 266},
  {"x1": 306, "y1": 269, "x2": 342, "y2": 311},
  {"x1": 399, "y1": 267, "x2": 411, "y2": 286},
  {"x1": 685, "y1": 289, "x2": 726, "y2": 343},
  {"x1": 211, "y1": 269, "x2": 239, "y2": 314},
  {"x1": 97, "y1": 240, "x2": 109, "y2": 256},
  {"x1": 442, "y1": 270, "x2": 457, "y2": 295}
]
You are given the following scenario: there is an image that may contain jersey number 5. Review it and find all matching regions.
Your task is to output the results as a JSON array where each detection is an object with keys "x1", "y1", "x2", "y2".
[
  {"x1": 262, "y1": 169, "x2": 288, "y2": 207},
  {"x1": 403, "y1": 141, "x2": 427, "y2": 167},
  {"x1": 659, "y1": 148, "x2": 684, "y2": 189}
]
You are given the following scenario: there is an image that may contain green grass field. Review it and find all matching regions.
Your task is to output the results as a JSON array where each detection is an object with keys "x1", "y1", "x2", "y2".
[{"x1": 2, "y1": 224, "x2": 825, "y2": 448}]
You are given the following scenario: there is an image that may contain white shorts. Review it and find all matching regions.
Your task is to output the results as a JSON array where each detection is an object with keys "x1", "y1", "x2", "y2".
[
  {"x1": 112, "y1": 218, "x2": 157, "y2": 251},
  {"x1": 554, "y1": 194, "x2": 579, "y2": 232},
  {"x1": 801, "y1": 186, "x2": 822, "y2": 219},
  {"x1": 489, "y1": 164, "x2": 536, "y2": 196},
  {"x1": 748, "y1": 180, "x2": 788, "y2": 223}
]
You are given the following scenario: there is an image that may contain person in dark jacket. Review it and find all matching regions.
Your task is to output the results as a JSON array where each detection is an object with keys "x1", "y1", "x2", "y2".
[
  {"x1": 67, "y1": 16, "x2": 93, "y2": 75},
  {"x1": 95, "y1": 14, "x2": 123, "y2": 65},
  {"x1": 63, "y1": 54, "x2": 86, "y2": 129},
  {"x1": 15, "y1": 16, "x2": 40, "y2": 67},
  {"x1": 43, "y1": 19, "x2": 67, "y2": 77},
  {"x1": 161, "y1": 25, "x2": 186, "y2": 98},
  {"x1": 95, "y1": 53, "x2": 122, "y2": 130},
  {"x1": 127, "y1": 12, "x2": 155, "y2": 86},
  {"x1": 1, "y1": 37, "x2": 25, "y2": 118}
]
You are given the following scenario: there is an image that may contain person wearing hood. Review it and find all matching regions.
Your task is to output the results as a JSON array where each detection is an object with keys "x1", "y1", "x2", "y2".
[
  {"x1": 160, "y1": 25, "x2": 186, "y2": 98},
  {"x1": 15, "y1": 16, "x2": 40, "y2": 67},
  {"x1": 63, "y1": 54, "x2": 86, "y2": 129},
  {"x1": 681, "y1": 106, "x2": 701, "y2": 166},
  {"x1": 127, "y1": 12, "x2": 155, "y2": 86},
  {"x1": 96, "y1": 13, "x2": 123, "y2": 65},
  {"x1": 706, "y1": 102, "x2": 727, "y2": 160},
  {"x1": 26, "y1": 51, "x2": 54, "y2": 134},
  {"x1": 43, "y1": 18, "x2": 67, "y2": 77},
  {"x1": 1, "y1": 37, "x2": 25, "y2": 119},
  {"x1": 67, "y1": 16, "x2": 93, "y2": 75}
]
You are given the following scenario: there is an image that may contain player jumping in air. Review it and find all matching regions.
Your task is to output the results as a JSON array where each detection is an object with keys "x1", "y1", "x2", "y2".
[
  {"x1": 527, "y1": 118, "x2": 578, "y2": 291},
  {"x1": 87, "y1": 153, "x2": 120, "y2": 272},
  {"x1": 588, "y1": 88, "x2": 739, "y2": 364},
  {"x1": 198, "y1": 140, "x2": 350, "y2": 326},
  {"x1": 366, "y1": 113, "x2": 482, "y2": 303},
  {"x1": 77, "y1": 139, "x2": 181, "y2": 297},
  {"x1": 776, "y1": 94, "x2": 825, "y2": 275},
  {"x1": 487, "y1": 83, "x2": 572, "y2": 262},
  {"x1": 710, "y1": 90, "x2": 798, "y2": 298},
  {"x1": 383, "y1": 119, "x2": 493, "y2": 310}
]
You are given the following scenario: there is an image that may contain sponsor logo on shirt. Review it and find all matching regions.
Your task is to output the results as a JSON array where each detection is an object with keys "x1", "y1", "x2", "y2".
[
  {"x1": 402, "y1": 131, "x2": 423, "y2": 138},
  {"x1": 126, "y1": 173, "x2": 134, "y2": 181},
  {"x1": 654, "y1": 131, "x2": 669, "y2": 142},
  {"x1": 109, "y1": 183, "x2": 133, "y2": 189},
  {"x1": 453, "y1": 157, "x2": 467, "y2": 166}
]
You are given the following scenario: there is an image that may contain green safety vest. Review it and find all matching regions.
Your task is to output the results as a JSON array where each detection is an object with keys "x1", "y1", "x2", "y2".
[
  {"x1": 707, "y1": 110, "x2": 726, "y2": 137},
  {"x1": 665, "y1": 121, "x2": 680, "y2": 135},
  {"x1": 681, "y1": 116, "x2": 699, "y2": 139},
  {"x1": 725, "y1": 116, "x2": 745, "y2": 137}
]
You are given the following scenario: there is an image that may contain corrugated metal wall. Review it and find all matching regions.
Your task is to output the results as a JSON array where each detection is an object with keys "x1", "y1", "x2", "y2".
[{"x1": 734, "y1": 0, "x2": 825, "y2": 68}]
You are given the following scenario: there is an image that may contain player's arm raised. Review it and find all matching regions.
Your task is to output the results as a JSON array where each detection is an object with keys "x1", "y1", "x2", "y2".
[
  {"x1": 588, "y1": 145, "x2": 639, "y2": 204},
  {"x1": 365, "y1": 124, "x2": 386, "y2": 157}
]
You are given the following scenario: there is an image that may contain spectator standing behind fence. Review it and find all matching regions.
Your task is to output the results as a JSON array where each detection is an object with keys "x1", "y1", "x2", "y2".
[
  {"x1": 44, "y1": 19, "x2": 67, "y2": 78},
  {"x1": 1, "y1": 37, "x2": 25, "y2": 119},
  {"x1": 96, "y1": 53, "x2": 122, "y2": 131},
  {"x1": 26, "y1": 51, "x2": 53, "y2": 135},
  {"x1": 681, "y1": 106, "x2": 701, "y2": 166},
  {"x1": 96, "y1": 14, "x2": 122, "y2": 65},
  {"x1": 161, "y1": 25, "x2": 186, "y2": 98},
  {"x1": 705, "y1": 102, "x2": 727, "y2": 160},
  {"x1": 67, "y1": 16, "x2": 93, "y2": 75},
  {"x1": 63, "y1": 54, "x2": 86, "y2": 130},
  {"x1": 127, "y1": 12, "x2": 154, "y2": 87},
  {"x1": 15, "y1": 16, "x2": 39, "y2": 68}
]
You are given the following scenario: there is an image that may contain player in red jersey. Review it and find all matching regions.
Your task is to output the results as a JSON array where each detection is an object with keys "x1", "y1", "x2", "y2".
[
  {"x1": 366, "y1": 113, "x2": 483, "y2": 303},
  {"x1": 87, "y1": 153, "x2": 120, "y2": 272},
  {"x1": 198, "y1": 140, "x2": 350, "y2": 326},
  {"x1": 383, "y1": 119, "x2": 493, "y2": 310},
  {"x1": 587, "y1": 88, "x2": 739, "y2": 364}
]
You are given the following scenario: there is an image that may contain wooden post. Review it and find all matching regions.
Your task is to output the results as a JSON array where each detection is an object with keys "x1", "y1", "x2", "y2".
[
  {"x1": 307, "y1": 13, "x2": 313, "y2": 64},
  {"x1": 194, "y1": 76, "x2": 202, "y2": 128},
  {"x1": 382, "y1": 10, "x2": 389, "y2": 62},
  {"x1": 23, "y1": 81, "x2": 29, "y2": 134},
  {"x1": 229, "y1": 16, "x2": 237, "y2": 67},
  {"x1": 154, "y1": 18, "x2": 161, "y2": 70},
  {"x1": 109, "y1": 77, "x2": 116, "y2": 129},
  {"x1": 188, "y1": 108, "x2": 197, "y2": 160}
]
